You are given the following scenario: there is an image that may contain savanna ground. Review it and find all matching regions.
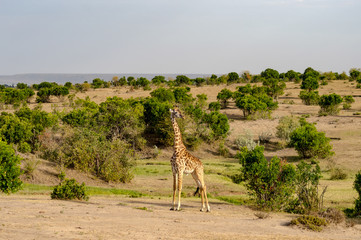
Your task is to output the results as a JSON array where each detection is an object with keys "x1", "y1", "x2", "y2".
[{"x1": 1, "y1": 80, "x2": 361, "y2": 239}]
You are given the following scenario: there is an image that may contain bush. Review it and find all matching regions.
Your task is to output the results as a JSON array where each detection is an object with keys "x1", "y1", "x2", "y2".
[
  {"x1": 330, "y1": 167, "x2": 347, "y2": 180},
  {"x1": 150, "y1": 87, "x2": 175, "y2": 103},
  {"x1": 202, "y1": 111, "x2": 230, "y2": 139},
  {"x1": 346, "y1": 171, "x2": 361, "y2": 217},
  {"x1": 276, "y1": 116, "x2": 300, "y2": 143},
  {"x1": 318, "y1": 93, "x2": 343, "y2": 116},
  {"x1": 235, "y1": 131, "x2": 257, "y2": 150},
  {"x1": 290, "y1": 161, "x2": 321, "y2": 214},
  {"x1": 235, "y1": 92, "x2": 278, "y2": 119},
  {"x1": 41, "y1": 128, "x2": 135, "y2": 183},
  {"x1": 51, "y1": 178, "x2": 89, "y2": 201},
  {"x1": 343, "y1": 95, "x2": 355, "y2": 110},
  {"x1": 290, "y1": 215, "x2": 328, "y2": 232},
  {"x1": 0, "y1": 140, "x2": 23, "y2": 194},
  {"x1": 301, "y1": 76, "x2": 319, "y2": 92},
  {"x1": 299, "y1": 90, "x2": 320, "y2": 105},
  {"x1": 217, "y1": 88, "x2": 233, "y2": 108},
  {"x1": 208, "y1": 102, "x2": 221, "y2": 112},
  {"x1": 290, "y1": 119, "x2": 334, "y2": 159},
  {"x1": 237, "y1": 146, "x2": 296, "y2": 210}
]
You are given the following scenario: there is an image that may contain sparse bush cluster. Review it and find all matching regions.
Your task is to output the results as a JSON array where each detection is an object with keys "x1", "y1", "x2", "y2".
[{"x1": 51, "y1": 177, "x2": 89, "y2": 201}]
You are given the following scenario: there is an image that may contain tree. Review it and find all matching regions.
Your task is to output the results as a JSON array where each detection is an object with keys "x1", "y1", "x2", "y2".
[
  {"x1": 261, "y1": 68, "x2": 279, "y2": 79},
  {"x1": 0, "y1": 140, "x2": 23, "y2": 194},
  {"x1": 285, "y1": 70, "x2": 300, "y2": 82},
  {"x1": 202, "y1": 111, "x2": 230, "y2": 139},
  {"x1": 349, "y1": 68, "x2": 361, "y2": 81},
  {"x1": 318, "y1": 93, "x2": 343, "y2": 115},
  {"x1": 302, "y1": 67, "x2": 320, "y2": 80},
  {"x1": 175, "y1": 75, "x2": 191, "y2": 86},
  {"x1": 262, "y1": 78, "x2": 286, "y2": 100},
  {"x1": 151, "y1": 75, "x2": 166, "y2": 85},
  {"x1": 150, "y1": 87, "x2": 175, "y2": 103},
  {"x1": 173, "y1": 87, "x2": 194, "y2": 105},
  {"x1": 217, "y1": 88, "x2": 233, "y2": 108},
  {"x1": 227, "y1": 72, "x2": 239, "y2": 83},
  {"x1": 194, "y1": 77, "x2": 206, "y2": 86},
  {"x1": 290, "y1": 118, "x2": 334, "y2": 159},
  {"x1": 301, "y1": 77, "x2": 319, "y2": 92}
]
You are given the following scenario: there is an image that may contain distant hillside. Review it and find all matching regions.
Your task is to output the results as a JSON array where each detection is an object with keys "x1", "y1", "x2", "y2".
[{"x1": 0, "y1": 73, "x2": 211, "y2": 85}]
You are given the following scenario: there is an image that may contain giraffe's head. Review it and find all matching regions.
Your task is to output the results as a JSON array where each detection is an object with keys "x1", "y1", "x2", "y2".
[{"x1": 170, "y1": 107, "x2": 184, "y2": 119}]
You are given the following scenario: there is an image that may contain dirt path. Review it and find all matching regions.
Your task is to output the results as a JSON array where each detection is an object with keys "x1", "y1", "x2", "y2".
[{"x1": 0, "y1": 195, "x2": 360, "y2": 240}]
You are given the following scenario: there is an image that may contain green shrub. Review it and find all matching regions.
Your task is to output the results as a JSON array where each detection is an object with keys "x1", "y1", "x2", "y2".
[
  {"x1": 0, "y1": 140, "x2": 23, "y2": 194},
  {"x1": 289, "y1": 161, "x2": 321, "y2": 214},
  {"x1": 237, "y1": 146, "x2": 296, "y2": 210},
  {"x1": 18, "y1": 142, "x2": 31, "y2": 153},
  {"x1": 290, "y1": 215, "x2": 328, "y2": 231},
  {"x1": 175, "y1": 75, "x2": 191, "y2": 86},
  {"x1": 301, "y1": 76, "x2": 319, "y2": 92},
  {"x1": 234, "y1": 91, "x2": 278, "y2": 119},
  {"x1": 208, "y1": 102, "x2": 221, "y2": 112},
  {"x1": 262, "y1": 78, "x2": 286, "y2": 100},
  {"x1": 202, "y1": 111, "x2": 230, "y2": 139},
  {"x1": 318, "y1": 93, "x2": 343, "y2": 116},
  {"x1": 346, "y1": 171, "x2": 361, "y2": 217},
  {"x1": 299, "y1": 90, "x2": 320, "y2": 105},
  {"x1": 150, "y1": 87, "x2": 175, "y2": 103},
  {"x1": 276, "y1": 116, "x2": 300, "y2": 143},
  {"x1": 342, "y1": 95, "x2": 355, "y2": 110},
  {"x1": 40, "y1": 128, "x2": 135, "y2": 183},
  {"x1": 290, "y1": 119, "x2": 334, "y2": 159},
  {"x1": 217, "y1": 88, "x2": 233, "y2": 108},
  {"x1": 51, "y1": 178, "x2": 89, "y2": 201}
]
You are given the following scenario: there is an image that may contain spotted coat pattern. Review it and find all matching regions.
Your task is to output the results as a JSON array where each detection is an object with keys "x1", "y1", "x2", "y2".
[{"x1": 169, "y1": 108, "x2": 210, "y2": 212}]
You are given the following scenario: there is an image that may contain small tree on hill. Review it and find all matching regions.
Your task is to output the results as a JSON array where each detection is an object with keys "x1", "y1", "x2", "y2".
[{"x1": 262, "y1": 78, "x2": 286, "y2": 100}]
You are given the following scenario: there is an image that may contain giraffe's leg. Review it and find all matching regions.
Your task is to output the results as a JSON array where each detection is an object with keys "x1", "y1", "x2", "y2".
[
  {"x1": 170, "y1": 173, "x2": 177, "y2": 211},
  {"x1": 176, "y1": 172, "x2": 183, "y2": 211},
  {"x1": 202, "y1": 185, "x2": 211, "y2": 212},
  {"x1": 192, "y1": 171, "x2": 207, "y2": 212}
]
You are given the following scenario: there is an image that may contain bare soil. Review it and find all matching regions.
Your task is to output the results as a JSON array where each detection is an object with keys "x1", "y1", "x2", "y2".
[{"x1": 1, "y1": 195, "x2": 360, "y2": 240}]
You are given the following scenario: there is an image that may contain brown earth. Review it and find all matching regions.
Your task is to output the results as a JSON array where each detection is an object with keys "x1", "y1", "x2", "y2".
[{"x1": 1, "y1": 195, "x2": 360, "y2": 240}]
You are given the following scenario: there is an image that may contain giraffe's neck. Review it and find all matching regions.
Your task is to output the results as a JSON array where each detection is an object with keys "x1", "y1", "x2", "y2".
[{"x1": 171, "y1": 117, "x2": 185, "y2": 150}]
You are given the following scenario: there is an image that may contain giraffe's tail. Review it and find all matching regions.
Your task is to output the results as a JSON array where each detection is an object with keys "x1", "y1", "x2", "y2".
[{"x1": 194, "y1": 187, "x2": 200, "y2": 196}]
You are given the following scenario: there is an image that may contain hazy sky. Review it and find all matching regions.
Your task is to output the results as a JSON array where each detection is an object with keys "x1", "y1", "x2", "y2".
[{"x1": 0, "y1": 0, "x2": 360, "y2": 75}]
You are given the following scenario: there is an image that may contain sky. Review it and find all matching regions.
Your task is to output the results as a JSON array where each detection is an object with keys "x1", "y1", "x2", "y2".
[{"x1": 0, "y1": 0, "x2": 360, "y2": 75}]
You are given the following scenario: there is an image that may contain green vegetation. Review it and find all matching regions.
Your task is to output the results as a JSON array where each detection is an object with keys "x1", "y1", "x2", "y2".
[
  {"x1": 0, "y1": 140, "x2": 23, "y2": 194},
  {"x1": 318, "y1": 93, "x2": 343, "y2": 116},
  {"x1": 236, "y1": 146, "x2": 296, "y2": 210},
  {"x1": 290, "y1": 215, "x2": 328, "y2": 231},
  {"x1": 51, "y1": 177, "x2": 89, "y2": 201},
  {"x1": 290, "y1": 118, "x2": 334, "y2": 159}
]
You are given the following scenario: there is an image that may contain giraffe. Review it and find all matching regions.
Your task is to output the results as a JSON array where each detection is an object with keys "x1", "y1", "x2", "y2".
[{"x1": 169, "y1": 107, "x2": 210, "y2": 212}]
